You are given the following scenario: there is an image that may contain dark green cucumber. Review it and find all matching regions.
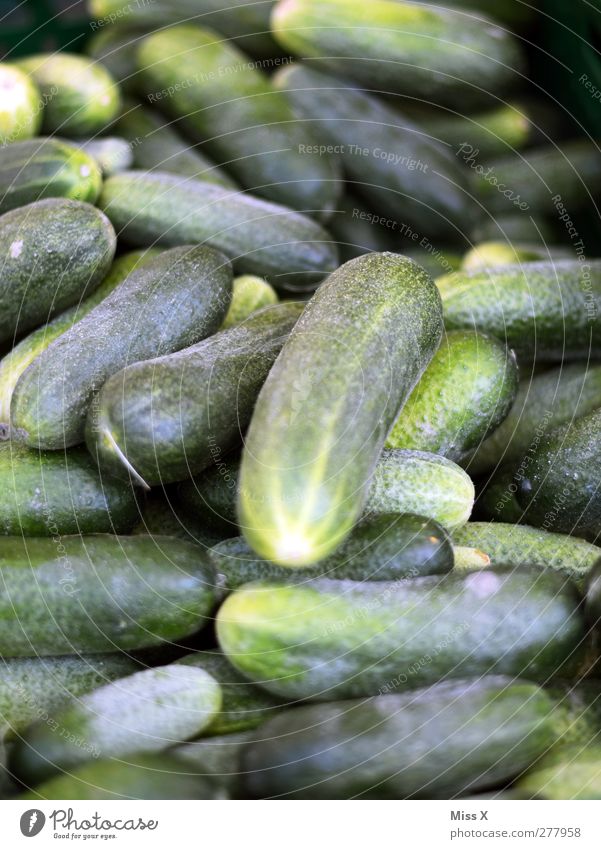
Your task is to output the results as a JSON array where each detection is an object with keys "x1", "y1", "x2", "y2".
[
  {"x1": 517, "y1": 409, "x2": 601, "y2": 538},
  {"x1": 137, "y1": 25, "x2": 341, "y2": 215},
  {"x1": 86, "y1": 302, "x2": 303, "y2": 487},
  {"x1": 545, "y1": 680, "x2": 601, "y2": 749},
  {"x1": 0, "y1": 64, "x2": 42, "y2": 145},
  {"x1": 327, "y1": 193, "x2": 400, "y2": 263},
  {"x1": 12, "y1": 664, "x2": 222, "y2": 784},
  {"x1": 438, "y1": 261, "x2": 601, "y2": 360},
  {"x1": 242, "y1": 677, "x2": 557, "y2": 799},
  {"x1": 132, "y1": 490, "x2": 224, "y2": 549},
  {"x1": 238, "y1": 253, "x2": 443, "y2": 566},
  {"x1": 221, "y1": 275, "x2": 278, "y2": 329},
  {"x1": 68, "y1": 136, "x2": 133, "y2": 176},
  {"x1": 474, "y1": 467, "x2": 526, "y2": 524},
  {"x1": 86, "y1": 28, "x2": 147, "y2": 94},
  {"x1": 472, "y1": 212, "x2": 555, "y2": 245},
  {"x1": 17, "y1": 53, "x2": 121, "y2": 136},
  {"x1": 99, "y1": 170, "x2": 338, "y2": 291},
  {"x1": 179, "y1": 456, "x2": 242, "y2": 537},
  {"x1": 386, "y1": 330, "x2": 518, "y2": 461},
  {"x1": 11, "y1": 245, "x2": 232, "y2": 450},
  {"x1": 0, "y1": 137, "x2": 102, "y2": 214},
  {"x1": 0, "y1": 653, "x2": 139, "y2": 741},
  {"x1": 0, "y1": 198, "x2": 116, "y2": 345},
  {"x1": 217, "y1": 567, "x2": 586, "y2": 700},
  {"x1": 0, "y1": 534, "x2": 217, "y2": 656},
  {"x1": 172, "y1": 731, "x2": 252, "y2": 795},
  {"x1": 461, "y1": 241, "x2": 572, "y2": 271},
  {"x1": 274, "y1": 64, "x2": 473, "y2": 238},
  {"x1": 586, "y1": 559, "x2": 601, "y2": 639},
  {"x1": 0, "y1": 442, "x2": 137, "y2": 536},
  {"x1": 272, "y1": 0, "x2": 524, "y2": 107},
  {"x1": 211, "y1": 513, "x2": 453, "y2": 589},
  {"x1": 513, "y1": 746, "x2": 601, "y2": 800}
]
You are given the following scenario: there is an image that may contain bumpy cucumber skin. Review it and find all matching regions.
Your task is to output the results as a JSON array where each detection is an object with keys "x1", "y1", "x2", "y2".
[
  {"x1": 68, "y1": 136, "x2": 133, "y2": 176},
  {"x1": 11, "y1": 245, "x2": 232, "y2": 449},
  {"x1": 438, "y1": 261, "x2": 601, "y2": 360},
  {"x1": 242, "y1": 677, "x2": 556, "y2": 799},
  {"x1": 0, "y1": 249, "x2": 161, "y2": 423},
  {"x1": 86, "y1": 302, "x2": 303, "y2": 487},
  {"x1": 0, "y1": 534, "x2": 217, "y2": 657},
  {"x1": 272, "y1": 0, "x2": 524, "y2": 107},
  {"x1": 221, "y1": 275, "x2": 279, "y2": 329},
  {"x1": 12, "y1": 664, "x2": 222, "y2": 784},
  {"x1": 17, "y1": 53, "x2": 121, "y2": 136},
  {"x1": 275, "y1": 65, "x2": 473, "y2": 238},
  {"x1": 211, "y1": 513, "x2": 453, "y2": 589},
  {"x1": 517, "y1": 408, "x2": 601, "y2": 538},
  {"x1": 100, "y1": 170, "x2": 337, "y2": 291},
  {"x1": 0, "y1": 64, "x2": 42, "y2": 145},
  {"x1": 217, "y1": 567, "x2": 586, "y2": 701},
  {"x1": 137, "y1": 25, "x2": 341, "y2": 216},
  {"x1": 0, "y1": 198, "x2": 116, "y2": 345},
  {"x1": 453, "y1": 523, "x2": 601, "y2": 585},
  {"x1": 386, "y1": 330, "x2": 518, "y2": 461},
  {"x1": 0, "y1": 442, "x2": 138, "y2": 536},
  {"x1": 514, "y1": 746, "x2": 601, "y2": 800},
  {"x1": 238, "y1": 253, "x2": 443, "y2": 566},
  {"x1": 0, "y1": 653, "x2": 139, "y2": 741}
]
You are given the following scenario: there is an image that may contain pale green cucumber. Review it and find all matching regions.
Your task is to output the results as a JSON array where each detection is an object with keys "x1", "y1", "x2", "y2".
[
  {"x1": 461, "y1": 241, "x2": 573, "y2": 270},
  {"x1": 514, "y1": 746, "x2": 601, "y2": 800},
  {"x1": 68, "y1": 136, "x2": 133, "y2": 175},
  {"x1": 221, "y1": 276, "x2": 278, "y2": 329},
  {"x1": 0, "y1": 64, "x2": 42, "y2": 145}
]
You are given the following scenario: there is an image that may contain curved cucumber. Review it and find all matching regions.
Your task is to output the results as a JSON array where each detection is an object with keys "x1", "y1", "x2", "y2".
[
  {"x1": 461, "y1": 241, "x2": 572, "y2": 271},
  {"x1": 11, "y1": 245, "x2": 232, "y2": 450},
  {"x1": 87, "y1": 302, "x2": 302, "y2": 487},
  {"x1": 217, "y1": 567, "x2": 586, "y2": 700},
  {"x1": 100, "y1": 170, "x2": 337, "y2": 291},
  {"x1": 0, "y1": 534, "x2": 217, "y2": 656},
  {"x1": 238, "y1": 253, "x2": 443, "y2": 566},
  {"x1": 211, "y1": 513, "x2": 453, "y2": 589},
  {"x1": 386, "y1": 330, "x2": 518, "y2": 461},
  {"x1": 438, "y1": 260, "x2": 601, "y2": 360},
  {"x1": 137, "y1": 25, "x2": 341, "y2": 215},
  {"x1": 514, "y1": 746, "x2": 601, "y2": 800},
  {"x1": 68, "y1": 136, "x2": 133, "y2": 176},
  {"x1": 0, "y1": 64, "x2": 41, "y2": 145},
  {"x1": 0, "y1": 198, "x2": 116, "y2": 345},
  {"x1": 242, "y1": 677, "x2": 557, "y2": 799},
  {"x1": 221, "y1": 275, "x2": 278, "y2": 329}
]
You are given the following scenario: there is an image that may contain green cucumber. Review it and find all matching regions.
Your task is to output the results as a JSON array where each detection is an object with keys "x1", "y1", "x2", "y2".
[
  {"x1": 0, "y1": 442, "x2": 137, "y2": 536},
  {"x1": 221, "y1": 275, "x2": 278, "y2": 329},
  {"x1": 275, "y1": 65, "x2": 473, "y2": 238},
  {"x1": 99, "y1": 170, "x2": 338, "y2": 291},
  {"x1": 438, "y1": 261, "x2": 601, "y2": 360},
  {"x1": 137, "y1": 25, "x2": 341, "y2": 216},
  {"x1": 0, "y1": 249, "x2": 161, "y2": 423},
  {"x1": 87, "y1": 302, "x2": 302, "y2": 487},
  {"x1": 514, "y1": 746, "x2": 601, "y2": 800},
  {"x1": 421, "y1": 0, "x2": 535, "y2": 27},
  {"x1": 11, "y1": 245, "x2": 232, "y2": 450},
  {"x1": 17, "y1": 53, "x2": 120, "y2": 136},
  {"x1": 0, "y1": 653, "x2": 139, "y2": 741},
  {"x1": 242, "y1": 677, "x2": 557, "y2": 799},
  {"x1": 453, "y1": 523, "x2": 601, "y2": 585},
  {"x1": 0, "y1": 64, "x2": 42, "y2": 145},
  {"x1": 586, "y1": 560, "x2": 601, "y2": 639},
  {"x1": 179, "y1": 456, "x2": 241, "y2": 537},
  {"x1": 68, "y1": 136, "x2": 133, "y2": 176},
  {"x1": 211, "y1": 513, "x2": 453, "y2": 589},
  {"x1": 12, "y1": 664, "x2": 222, "y2": 784},
  {"x1": 472, "y1": 212, "x2": 555, "y2": 245},
  {"x1": 86, "y1": 28, "x2": 147, "y2": 93},
  {"x1": 172, "y1": 731, "x2": 251, "y2": 795},
  {"x1": 238, "y1": 253, "x2": 443, "y2": 566},
  {"x1": 545, "y1": 680, "x2": 601, "y2": 749},
  {"x1": 132, "y1": 490, "x2": 223, "y2": 549},
  {"x1": 327, "y1": 193, "x2": 399, "y2": 263},
  {"x1": 474, "y1": 467, "x2": 525, "y2": 524},
  {"x1": 517, "y1": 409, "x2": 601, "y2": 538},
  {"x1": 0, "y1": 534, "x2": 217, "y2": 657},
  {"x1": 272, "y1": 0, "x2": 524, "y2": 107},
  {"x1": 461, "y1": 241, "x2": 572, "y2": 270},
  {"x1": 0, "y1": 198, "x2": 116, "y2": 345},
  {"x1": 386, "y1": 330, "x2": 518, "y2": 461}
]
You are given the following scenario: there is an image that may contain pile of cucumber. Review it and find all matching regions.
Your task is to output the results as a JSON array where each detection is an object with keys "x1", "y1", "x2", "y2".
[{"x1": 1, "y1": 0, "x2": 601, "y2": 801}]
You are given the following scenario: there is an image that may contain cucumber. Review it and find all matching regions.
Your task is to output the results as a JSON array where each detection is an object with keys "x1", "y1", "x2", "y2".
[
  {"x1": 0, "y1": 534, "x2": 217, "y2": 657},
  {"x1": 438, "y1": 261, "x2": 601, "y2": 360},
  {"x1": 68, "y1": 136, "x2": 133, "y2": 176},
  {"x1": 137, "y1": 25, "x2": 341, "y2": 216},
  {"x1": 516, "y1": 408, "x2": 601, "y2": 538},
  {"x1": 272, "y1": 0, "x2": 524, "y2": 107},
  {"x1": 545, "y1": 680, "x2": 601, "y2": 749},
  {"x1": 86, "y1": 28, "x2": 147, "y2": 93},
  {"x1": 474, "y1": 467, "x2": 524, "y2": 524},
  {"x1": 99, "y1": 170, "x2": 338, "y2": 291},
  {"x1": 0, "y1": 248, "x2": 162, "y2": 424},
  {"x1": 211, "y1": 513, "x2": 453, "y2": 589},
  {"x1": 461, "y1": 241, "x2": 573, "y2": 271},
  {"x1": 327, "y1": 193, "x2": 399, "y2": 263},
  {"x1": 386, "y1": 330, "x2": 518, "y2": 461},
  {"x1": 16, "y1": 53, "x2": 121, "y2": 136},
  {"x1": 0, "y1": 653, "x2": 139, "y2": 741},
  {"x1": 221, "y1": 275, "x2": 278, "y2": 329},
  {"x1": 453, "y1": 523, "x2": 601, "y2": 585},
  {"x1": 132, "y1": 490, "x2": 223, "y2": 549},
  {"x1": 420, "y1": 0, "x2": 535, "y2": 27},
  {"x1": 0, "y1": 64, "x2": 42, "y2": 145},
  {"x1": 472, "y1": 212, "x2": 555, "y2": 245},
  {"x1": 179, "y1": 456, "x2": 242, "y2": 537},
  {"x1": 274, "y1": 65, "x2": 474, "y2": 239},
  {"x1": 11, "y1": 664, "x2": 222, "y2": 784},
  {"x1": 586, "y1": 560, "x2": 601, "y2": 638},
  {"x1": 0, "y1": 442, "x2": 138, "y2": 536},
  {"x1": 242, "y1": 677, "x2": 557, "y2": 799},
  {"x1": 0, "y1": 198, "x2": 116, "y2": 345},
  {"x1": 514, "y1": 746, "x2": 601, "y2": 800},
  {"x1": 11, "y1": 245, "x2": 233, "y2": 450},
  {"x1": 172, "y1": 731, "x2": 251, "y2": 795},
  {"x1": 453, "y1": 546, "x2": 491, "y2": 570},
  {"x1": 238, "y1": 253, "x2": 443, "y2": 566},
  {"x1": 217, "y1": 566, "x2": 586, "y2": 701},
  {"x1": 87, "y1": 302, "x2": 302, "y2": 487}
]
